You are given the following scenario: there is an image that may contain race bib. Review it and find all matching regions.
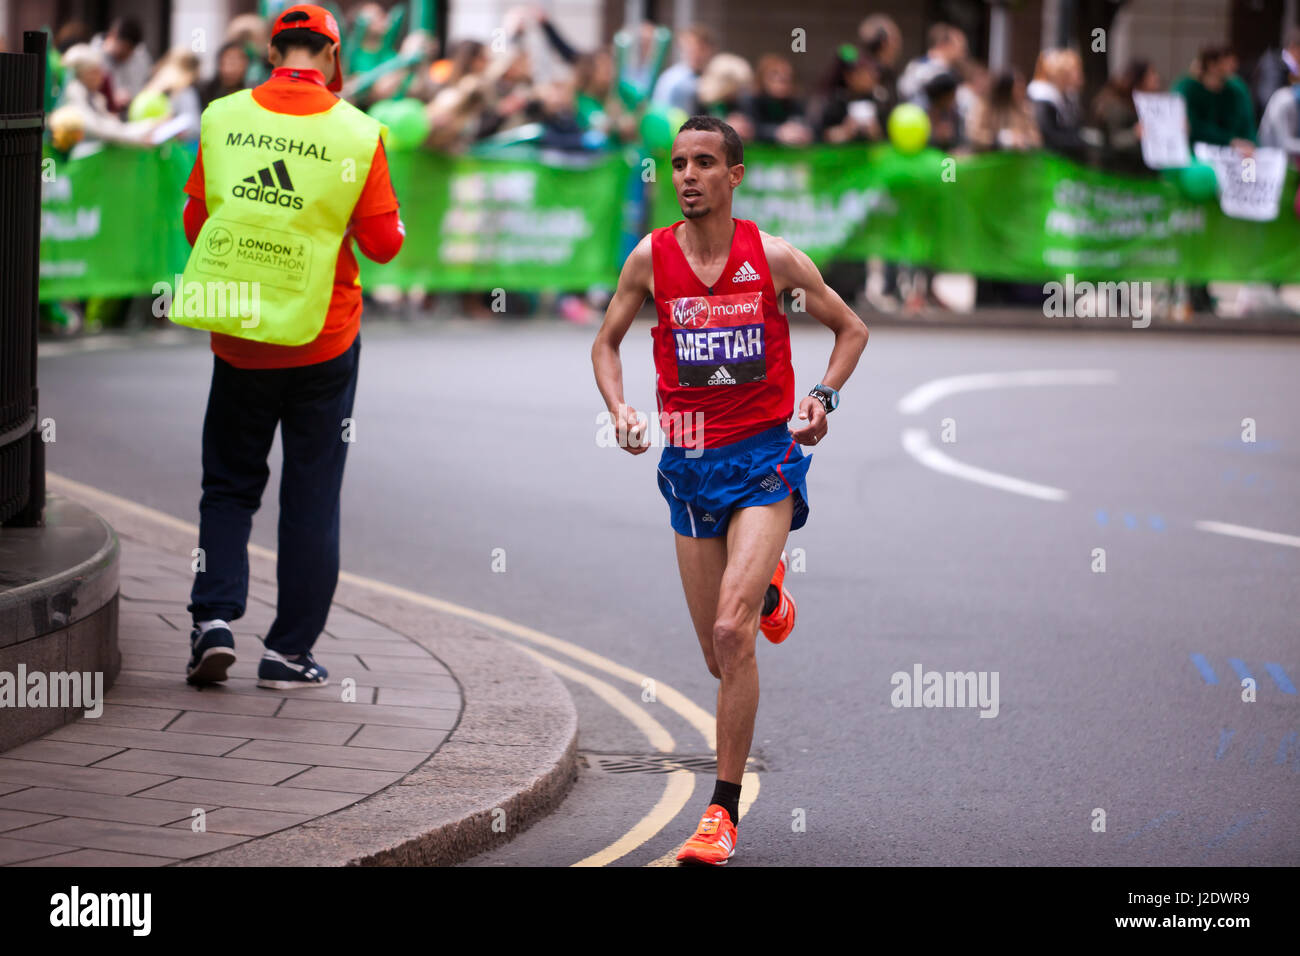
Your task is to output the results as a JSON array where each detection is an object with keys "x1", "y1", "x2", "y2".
[{"x1": 668, "y1": 292, "x2": 766, "y2": 387}]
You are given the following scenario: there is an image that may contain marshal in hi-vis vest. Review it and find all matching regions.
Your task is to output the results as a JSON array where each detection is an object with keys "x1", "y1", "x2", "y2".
[{"x1": 170, "y1": 88, "x2": 386, "y2": 345}]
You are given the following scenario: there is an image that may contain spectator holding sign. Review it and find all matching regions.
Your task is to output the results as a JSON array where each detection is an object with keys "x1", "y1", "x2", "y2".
[
  {"x1": 1174, "y1": 47, "x2": 1255, "y2": 316},
  {"x1": 1174, "y1": 46, "x2": 1256, "y2": 155},
  {"x1": 1092, "y1": 60, "x2": 1162, "y2": 174}
]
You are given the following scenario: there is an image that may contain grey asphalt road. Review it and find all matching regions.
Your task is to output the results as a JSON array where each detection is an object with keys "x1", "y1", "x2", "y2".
[{"x1": 36, "y1": 317, "x2": 1300, "y2": 866}]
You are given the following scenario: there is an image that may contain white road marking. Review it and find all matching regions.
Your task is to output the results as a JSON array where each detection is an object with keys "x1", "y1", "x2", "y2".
[
  {"x1": 901, "y1": 428, "x2": 1069, "y2": 502},
  {"x1": 1194, "y1": 520, "x2": 1300, "y2": 549},
  {"x1": 896, "y1": 369, "x2": 1118, "y2": 415},
  {"x1": 897, "y1": 374, "x2": 1300, "y2": 546}
]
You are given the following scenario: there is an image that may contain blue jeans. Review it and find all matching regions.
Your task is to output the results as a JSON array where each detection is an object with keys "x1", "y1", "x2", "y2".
[{"x1": 188, "y1": 336, "x2": 360, "y2": 656}]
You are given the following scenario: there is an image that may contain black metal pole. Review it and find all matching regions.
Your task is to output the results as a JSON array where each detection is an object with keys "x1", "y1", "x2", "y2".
[{"x1": 10, "y1": 30, "x2": 48, "y2": 527}]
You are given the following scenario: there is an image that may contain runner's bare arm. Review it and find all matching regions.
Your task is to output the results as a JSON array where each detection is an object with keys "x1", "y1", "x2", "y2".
[
  {"x1": 591, "y1": 235, "x2": 654, "y2": 454},
  {"x1": 763, "y1": 231, "x2": 869, "y2": 390},
  {"x1": 762, "y1": 232, "x2": 870, "y2": 443}
]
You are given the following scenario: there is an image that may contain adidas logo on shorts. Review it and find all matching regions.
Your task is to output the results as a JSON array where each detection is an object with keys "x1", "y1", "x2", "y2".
[
  {"x1": 731, "y1": 260, "x2": 761, "y2": 283},
  {"x1": 707, "y1": 365, "x2": 737, "y2": 385}
]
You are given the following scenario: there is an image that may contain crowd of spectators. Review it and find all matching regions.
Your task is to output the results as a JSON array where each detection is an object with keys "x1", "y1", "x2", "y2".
[
  {"x1": 23, "y1": 5, "x2": 1300, "y2": 320},
  {"x1": 41, "y1": 7, "x2": 1295, "y2": 162}
]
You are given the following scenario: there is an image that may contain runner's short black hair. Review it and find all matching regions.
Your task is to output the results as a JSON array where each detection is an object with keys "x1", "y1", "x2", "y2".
[
  {"x1": 271, "y1": 10, "x2": 333, "y2": 57},
  {"x1": 677, "y1": 115, "x2": 743, "y2": 167}
]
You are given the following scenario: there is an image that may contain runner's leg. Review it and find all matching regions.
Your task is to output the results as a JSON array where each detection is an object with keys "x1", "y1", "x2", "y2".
[
  {"x1": 673, "y1": 532, "x2": 728, "y2": 678},
  {"x1": 714, "y1": 495, "x2": 792, "y2": 783}
]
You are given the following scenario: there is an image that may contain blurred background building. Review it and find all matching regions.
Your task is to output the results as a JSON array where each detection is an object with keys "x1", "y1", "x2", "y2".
[{"x1": 1, "y1": 1, "x2": 1296, "y2": 101}]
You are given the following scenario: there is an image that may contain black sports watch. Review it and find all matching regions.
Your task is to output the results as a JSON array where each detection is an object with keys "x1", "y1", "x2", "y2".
[{"x1": 810, "y1": 384, "x2": 840, "y2": 415}]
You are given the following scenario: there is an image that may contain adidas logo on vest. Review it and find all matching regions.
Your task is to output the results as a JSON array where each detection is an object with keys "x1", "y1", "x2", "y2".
[
  {"x1": 707, "y1": 365, "x2": 737, "y2": 385},
  {"x1": 231, "y1": 159, "x2": 303, "y2": 209},
  {"x1": 731, "y1": 260, "x2": 760, "y2": 283}
]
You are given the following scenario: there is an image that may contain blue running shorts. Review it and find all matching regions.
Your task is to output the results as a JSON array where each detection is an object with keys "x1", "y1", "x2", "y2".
[{"x1": 656, "y1": 423, "x2": 811, "y2": 539}]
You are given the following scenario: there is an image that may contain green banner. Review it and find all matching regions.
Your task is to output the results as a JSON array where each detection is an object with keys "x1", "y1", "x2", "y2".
[
  {"x1": 357, "y1": 148, "x2": 628, "y2": 291},
  {"x1": 39, "y1": 145, "x2": 193, "y2": 301},
  {"x1": 864, "y1": 148, "x2": 1300, "y2": 282},
  {"x1": 38, "y1": 146, "x2": 630, "y2": 301},
  {"x1": 651, "y1": 143, "x2": 1300, "y2": 283},
  {"x1": 38, "y1": 143, "x2": 1300, "y2": 302}
]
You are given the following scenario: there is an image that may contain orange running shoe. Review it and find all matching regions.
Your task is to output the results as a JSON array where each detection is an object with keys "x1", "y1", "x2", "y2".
[
  {"x1": 676, "y1": 804, "x2": 737, "y2": 865},
  {"x1": 759, "y1": 551, "x2": 796, "y2": 644}
]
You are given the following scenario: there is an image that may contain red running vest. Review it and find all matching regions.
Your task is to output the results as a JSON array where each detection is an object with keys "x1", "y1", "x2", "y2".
[{"x1": 650, "y1": 218, "x2": 795, "y2": 448}]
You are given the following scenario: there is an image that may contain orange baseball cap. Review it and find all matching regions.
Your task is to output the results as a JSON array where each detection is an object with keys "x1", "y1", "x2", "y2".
[{"x1": 271, "y1": 4, "x2": 344, "y2": 92}]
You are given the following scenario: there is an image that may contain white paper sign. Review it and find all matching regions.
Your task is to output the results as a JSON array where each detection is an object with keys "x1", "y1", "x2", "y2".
[
  {"x1": 1133, "y1": 92, "x2": 1190, "y2": 168},
  {"x1": 149, "y1": 115, "x2": 191, "y2": 145},
  {"x1": 1193, "y1": 142, "x2": 1287, "y2": 221}
]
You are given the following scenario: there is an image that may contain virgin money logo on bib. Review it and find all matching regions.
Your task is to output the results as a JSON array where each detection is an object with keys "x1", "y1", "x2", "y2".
[
  {"x1": 672, "y1": 297, "x2": 709, "y2": 328},
  {"x1": 667, "y1": 292, "x2": 766, "y2": 387}
]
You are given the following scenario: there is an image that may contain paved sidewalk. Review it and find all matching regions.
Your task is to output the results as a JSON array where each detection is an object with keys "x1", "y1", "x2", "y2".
[
  {"x1": 0, "y1": 537, "x2": 459, "y2": 866},
  {"x1": 0, "y1": 476, "x2": 578, "y2": 866}
]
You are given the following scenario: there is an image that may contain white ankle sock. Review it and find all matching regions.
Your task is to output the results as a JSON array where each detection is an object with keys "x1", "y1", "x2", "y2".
[{"x1": 196, "y1": 619, "x2": 230, "y2": 635}]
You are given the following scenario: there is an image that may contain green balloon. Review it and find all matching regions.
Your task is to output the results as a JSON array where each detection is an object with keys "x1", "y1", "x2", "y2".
[
  {"x1": 1178, "y1": 160, "x2": 1218, "y2": 201},
  {"x1": 640, "y1": 106, "x2": 685, "y2": 153},
  {"x1": 370, "y1": 98, "x2": 430, "y2": 151},
  {"x1": 128, "y1": 90, "x2": 170, "y2": 121},
  {"x1": 887, "y1": 103, "x2": 930, "y2": 155}
]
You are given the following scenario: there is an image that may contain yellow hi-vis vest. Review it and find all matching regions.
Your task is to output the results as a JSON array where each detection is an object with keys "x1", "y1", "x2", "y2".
[{"x1": 170, "y1": 88, "x2": 386, "y2": 345}]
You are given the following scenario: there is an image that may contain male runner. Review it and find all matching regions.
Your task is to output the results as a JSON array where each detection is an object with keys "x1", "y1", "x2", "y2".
[{"x1": 591, "y1": 115, "x2": 869, "y2": 865}]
